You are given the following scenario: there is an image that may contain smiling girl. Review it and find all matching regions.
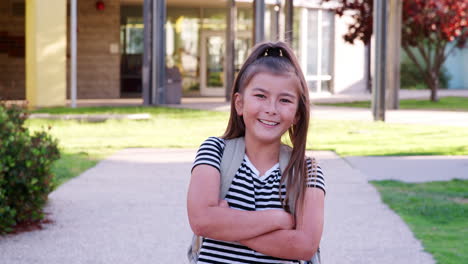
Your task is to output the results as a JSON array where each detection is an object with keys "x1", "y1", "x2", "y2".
[{"x1": 187, "y1": 41, "x2": 325, "y2": 264}]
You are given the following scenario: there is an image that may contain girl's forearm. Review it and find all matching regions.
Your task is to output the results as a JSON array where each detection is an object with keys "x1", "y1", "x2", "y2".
[
  {"x1": 190, "y1": 206, "x2": 293, "y2": 242},
  {"x1": 239, "y1": 229, "x2": 318, "y2": 261}
]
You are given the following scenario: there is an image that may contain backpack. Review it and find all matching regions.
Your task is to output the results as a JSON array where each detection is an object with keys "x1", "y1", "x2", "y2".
[{"x1": 187, "y1": 137, "x2": 321, "y2": 264}]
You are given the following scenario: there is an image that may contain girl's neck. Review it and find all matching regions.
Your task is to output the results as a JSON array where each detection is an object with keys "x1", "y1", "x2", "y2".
[{"x1": 244, "y1": 135, "x2": 281, "y2": 176}]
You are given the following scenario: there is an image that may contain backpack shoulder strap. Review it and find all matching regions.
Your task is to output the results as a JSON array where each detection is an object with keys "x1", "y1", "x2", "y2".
[
  {"x1": 279, "y1": 144, "x2": 292, "y2": 175},
  {"x1": 279, "y1": 144, "x2": 296, "y2": 214},
  {"x1": 219, "y1": 137, "x2": 245, "y2": 199}
]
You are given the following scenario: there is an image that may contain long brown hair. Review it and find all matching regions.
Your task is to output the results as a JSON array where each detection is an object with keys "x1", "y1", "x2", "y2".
[{"x1": 222, "y1": 41, "x2": 310, "y2": 214}]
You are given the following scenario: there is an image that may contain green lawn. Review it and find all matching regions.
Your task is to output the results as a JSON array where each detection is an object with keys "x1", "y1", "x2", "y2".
[
  {"x1": 26, "y1": 106, "x2": 468, "y2": 185},
  {"x1": 371, "y1": 180, "x2": 468, "y2": 264},
  {"x1": 316, "y1": 96, "x2": 468, "y2": 111}
]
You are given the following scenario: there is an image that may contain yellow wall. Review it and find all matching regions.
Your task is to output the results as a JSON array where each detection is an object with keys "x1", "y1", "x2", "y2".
[{"x1": 26, "y1": 0, "x2": 66, "y2": 108}]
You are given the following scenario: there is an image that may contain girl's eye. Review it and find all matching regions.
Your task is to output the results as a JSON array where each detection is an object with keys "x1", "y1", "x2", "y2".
[
  {"x1": 280, "y1": 98, "x2": 292, "y2": 103},
  {"x1": 255, "y1": 94, "x2": 266, "y2": 99}
]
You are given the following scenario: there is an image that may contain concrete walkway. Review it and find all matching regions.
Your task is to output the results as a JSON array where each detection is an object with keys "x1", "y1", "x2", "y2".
[
  {"x1": 0, "y1": 149, "x2": 435, "y2": 264},
  {"x1": 346, "y1": 155, "x2": 468, "y2": 182}
]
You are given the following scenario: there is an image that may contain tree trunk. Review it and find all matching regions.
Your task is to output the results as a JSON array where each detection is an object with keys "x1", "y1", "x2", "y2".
[{"x1": 429, "y1": 71, "x2": 439, "y2": 102}]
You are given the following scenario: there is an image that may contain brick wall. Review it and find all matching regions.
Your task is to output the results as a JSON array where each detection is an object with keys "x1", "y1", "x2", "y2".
[
  {"x1": 0, "y1": 0, "x2": 26, "y2": 100},
  {"x1": 73, "y1": 0, "x2": 121, "y2": 99},
  {"x1": 0, "y1": 0, "x2": 121, "y2": 100}
]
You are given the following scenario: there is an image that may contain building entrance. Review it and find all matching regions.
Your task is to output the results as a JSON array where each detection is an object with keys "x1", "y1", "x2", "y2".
[
  {"x1": 200, "y1": 30, "x2": 251, "y2": 97},
  {"x1": 120, "y1": 5, "x2": 144, "y2": 98}
]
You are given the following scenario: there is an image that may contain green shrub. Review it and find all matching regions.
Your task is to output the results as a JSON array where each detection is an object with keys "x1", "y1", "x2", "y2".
[
  {"x1": 0, "y1": 103, "x2": 60, "y2": 234},
  {"x1": 400, "y1": 58, "x2": 451, "y2": 89}
]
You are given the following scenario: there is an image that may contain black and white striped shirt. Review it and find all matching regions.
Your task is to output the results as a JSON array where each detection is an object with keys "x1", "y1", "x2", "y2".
[{"x1": 192, "y1": 137, "x2": 326, "y2": 264}]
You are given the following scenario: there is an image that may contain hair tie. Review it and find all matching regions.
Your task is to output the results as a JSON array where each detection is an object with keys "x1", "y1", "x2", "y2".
[{"x1": 264, "y1": 47, "x2": 283, "y2": 57}]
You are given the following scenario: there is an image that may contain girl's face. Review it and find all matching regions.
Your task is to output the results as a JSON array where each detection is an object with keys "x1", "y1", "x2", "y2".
[{"x1": 234, "y1": 72, "x2": 300, "y2": 145}]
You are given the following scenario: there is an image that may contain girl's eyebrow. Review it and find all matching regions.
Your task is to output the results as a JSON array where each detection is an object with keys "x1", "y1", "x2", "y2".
[
  {"x1": 279, "y1": 92, "x2": 297, "y2": 99},
  {"x1": 252, "y1": 87, "x2": 297, "y2": 98},
  {"x1": 252, "y1": 87, "x2": 268, "y2": 93}
]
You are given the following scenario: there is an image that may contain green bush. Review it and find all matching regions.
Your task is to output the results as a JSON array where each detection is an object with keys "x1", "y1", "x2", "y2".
[
  {"x1": 400, "y1": 59, "x2": 451, "y2": 89},
  {"x1": 0, "y1": 103, "x2": 60, "y2": 234}
]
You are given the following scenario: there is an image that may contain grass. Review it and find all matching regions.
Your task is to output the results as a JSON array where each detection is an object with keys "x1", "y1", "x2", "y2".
[
  {"x1": 316, "y1": 96, "x2": 468, "y2": 111},
  {"x1": 27, "y1": 107, "x2": 229, "y2": 185},
  {"x1": 371, "y1": 180, "x2": 468, "y2": 264},
  {"x1": 51, "y1": 152, "x2": 100, "y2": 188},
  {"x1": 26, "y1": 106, "x2": 468, "y2": 185}
]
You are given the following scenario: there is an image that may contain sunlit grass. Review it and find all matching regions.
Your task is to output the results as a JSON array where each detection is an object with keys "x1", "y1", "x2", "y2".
[{"x1": 372, "y1": 180, "x2": 468, "y2": 264}]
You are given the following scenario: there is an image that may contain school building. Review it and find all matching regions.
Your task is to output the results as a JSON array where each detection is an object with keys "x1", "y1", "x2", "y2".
[{"x1": 0, "y1": 0, "x2": 466, "y2": 108}]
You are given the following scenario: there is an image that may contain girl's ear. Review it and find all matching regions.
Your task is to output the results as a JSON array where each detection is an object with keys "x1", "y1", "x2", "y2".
[{"x1": 234, "y1": 92, "x2": 243, "y2": 116}]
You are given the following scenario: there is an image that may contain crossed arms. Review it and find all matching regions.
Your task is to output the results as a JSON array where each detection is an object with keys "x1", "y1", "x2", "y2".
[{"x1": 187, "y1": 164, "x2": 325, "y2": 261}]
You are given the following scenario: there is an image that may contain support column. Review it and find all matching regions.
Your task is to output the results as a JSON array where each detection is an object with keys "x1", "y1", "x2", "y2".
[
  {"x1": 225, "y1": 0, "x2": 236, "y2": 101},
  {"x1": 253, "y1": 0, "x2": 265, "y2": 44},
  {"x1": 70, "y1": 0, "x2": 77, "y2": 108},
  {"x1": 365, "y1": 43, "x2": 372, "y2": 93},
  {"x1": 152, "y1": 0, "x2": 166, "y2": 105},
  {"x1": 372, "y1": 0, "x2": 387, "y2": 121},
  {"x1": 271, "y1": 3, "x2": 280, "y2": 41},
  {"x1": 284, "y1": 0, "x2": 294, "y2": 44},
  {"x1": 385, "y1": 0, "x2": 402, "y2": 109},
  {"x1": 143, "y1": 0, "x2": 152, "y2": 105},
  {"x1": 26, "y1": 0, "x2": 66, "y2": 108}
]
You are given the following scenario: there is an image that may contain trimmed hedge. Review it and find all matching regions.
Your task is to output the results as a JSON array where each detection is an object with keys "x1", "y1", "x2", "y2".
[{"x1": 0, "y1": 103, "x2": 60, "y2": 234}]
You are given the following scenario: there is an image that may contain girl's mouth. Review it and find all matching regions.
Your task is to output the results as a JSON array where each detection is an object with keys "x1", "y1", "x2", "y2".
[{"x1": 259, "y1": 119, "x2": 279, "y2": 126}]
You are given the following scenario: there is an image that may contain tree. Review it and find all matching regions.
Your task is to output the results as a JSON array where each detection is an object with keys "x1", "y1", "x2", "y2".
[
  {"x1": 324, "y1": 0, "x2": 373, "y2": 45},
  {"x1": 323, "y1": 0, "x2": 468, "y2": 102}
]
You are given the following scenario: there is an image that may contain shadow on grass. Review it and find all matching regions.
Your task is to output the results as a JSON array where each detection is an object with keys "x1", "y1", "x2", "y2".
[{"x1": 51, "y1": 151, "x2": 99, "y2": 189}]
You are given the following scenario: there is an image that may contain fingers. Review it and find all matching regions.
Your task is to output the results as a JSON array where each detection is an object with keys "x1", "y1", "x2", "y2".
[{"x1": 218, "y1": 199, "x2": 230, "y2": 208}]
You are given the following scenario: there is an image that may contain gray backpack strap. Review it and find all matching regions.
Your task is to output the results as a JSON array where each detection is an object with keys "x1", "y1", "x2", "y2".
[
  {"x1": 219, "y1": 137, "x2": 245, "y2": 199},
  {"x1": 279, "y1": 144, "x2": 292, "y2": 175},
  {"x1": 279, "y1": 144, "x2": 295, "y2": 214}
]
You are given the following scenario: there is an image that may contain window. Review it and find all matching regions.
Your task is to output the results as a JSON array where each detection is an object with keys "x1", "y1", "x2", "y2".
[{"x1": 300, "y1": 8, "x2": 334, "y2": 93}]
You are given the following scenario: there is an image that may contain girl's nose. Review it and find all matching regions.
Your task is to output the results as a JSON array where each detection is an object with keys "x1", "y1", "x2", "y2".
[{"x1": 264, "y1": 100, "x2": 277, "y2": 115}]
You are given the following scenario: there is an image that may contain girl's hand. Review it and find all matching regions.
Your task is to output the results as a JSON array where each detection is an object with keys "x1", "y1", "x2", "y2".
[
  {"x1": 275, "y1": 210, "x2": 295, "y2": 230},
  {"x1": 218, "y1": 200, "x2": 230, "y2": 208}
]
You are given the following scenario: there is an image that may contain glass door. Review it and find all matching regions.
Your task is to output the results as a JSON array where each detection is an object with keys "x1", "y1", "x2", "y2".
[
  {"x1": 120, "y1": 15, "x2": 144, "y2": 97},
  {"x1": 200, "y1": 31, "x2": 252, "y2": 96},
  {"x1": 200, "y1": 31, "x2": 225, "y2": 96}
]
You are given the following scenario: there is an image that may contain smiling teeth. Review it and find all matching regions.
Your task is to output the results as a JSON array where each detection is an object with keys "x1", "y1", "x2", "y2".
[{"x1": 259, "y1": 119, "x2": 279, "y2": 126}]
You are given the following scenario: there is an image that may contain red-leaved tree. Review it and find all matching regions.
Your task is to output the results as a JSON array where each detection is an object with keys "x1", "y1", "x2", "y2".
[{"x1": 323, "y1": 0, "x2": 468, "y2": 101}]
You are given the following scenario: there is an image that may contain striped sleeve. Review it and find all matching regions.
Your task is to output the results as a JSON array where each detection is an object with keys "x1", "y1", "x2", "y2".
[
  {"x1": 306, "y1": 157, "x2": 326, "y2": 194},
  {"x1": 192, "y1": 137, "x2": 225, "y2": 172}
]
